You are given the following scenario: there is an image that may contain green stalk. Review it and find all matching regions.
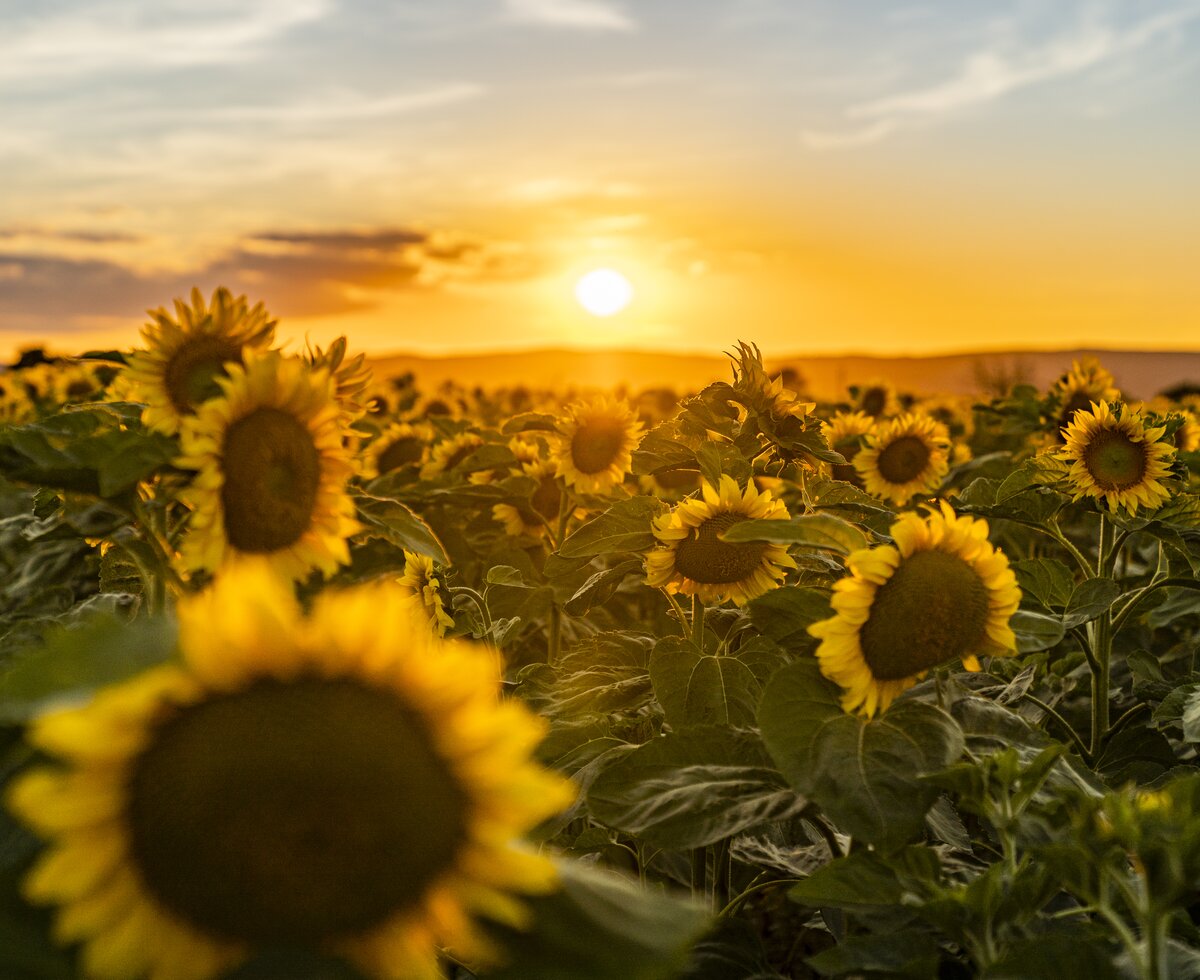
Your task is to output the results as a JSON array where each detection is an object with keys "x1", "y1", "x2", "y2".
[
  {"x1": 1090, "y1": 513, "x2": 1113, "y2": 759},
  {"x1": 691, "y1": 594, "x2": 706, "y2": 646},
  {"x1": 690, "y1": 846, "x2": 707, "y2": 899}
]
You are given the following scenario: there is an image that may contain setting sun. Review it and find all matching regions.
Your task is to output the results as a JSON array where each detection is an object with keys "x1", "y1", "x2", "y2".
[{"x1": 574, "y1": 268, "x2": 633, "y2": 317}]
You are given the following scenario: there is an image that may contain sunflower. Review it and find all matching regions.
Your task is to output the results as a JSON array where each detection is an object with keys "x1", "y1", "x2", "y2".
[
  {"x1": 1047, "y1": 356, "x2": 1121, "y2": 438},
  {"x1": 729, "y1": 342, "x2": 814, "y2": 421},
  {"x1": 821, "y1": 410, "x2": 875, "y2": 487},
  {"x1": 809, "y1": 502, "x2": 1020, "y2": 717},
  {"x1": 396, "y1": 550, "x2": 455, "y2": 637},
  {"x1": 645, "y1": 474, "x2": 796, "y2": 606},
  {"x1": 639, "y1": 465, "x2": 701, "y2": 501},
  {"x1": 305, "y1": 336, "x2": 373, "y2": 422},
  {"x1": 176, "y1": 351, "x2": 359, "y2": 581},
  {"x1": 493, "y1": 460, "x2": 563, "y2": 538},
  {"x1": 362, "y1": 422, "x2": 433, "y2": 480},
  {"x1": 1171, "y1": 410, "x2": 1200, "y2": 454},
  {"x1": 853, "y1": 378, "x2": 901, "y2": 419},
  {"x1": 6, "y1": 565, "x2": 574, "y2": 980},
  {"x1": 1057, "y1": 401, "x2": 1175, "y2": 515},
  {"x1": 419, "y1": 432, "x2": 484, "y2": 480},
  {"x1": 554, "y1": 396, "x2": 644, "y2": 495},
  {"x1": 854, "y1": 412, "x2": 951, "y2": 506},
  {"x1": 123, "y1": 287, "x2": 276, "y2": 436}
]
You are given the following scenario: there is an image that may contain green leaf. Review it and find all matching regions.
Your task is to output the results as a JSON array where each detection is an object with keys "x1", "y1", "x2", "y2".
[
  {"x1": 564, "y1": 558, "x2": 643, "y2": 615},
  {"x1": 482, "y1": 861, "x2": 708, "y2": 980},
  {"x1": 1011, "y1": 610, "x2": 1065, "y2": 653},
  {"x1": 807, "y1": 930, "x2": 942, "y2": 978},
  {"x1": 1062, "y1": 577, "x2": 1120, "y2": 629},
  {"x1": 1012, "y1": 558, "x2": 1075, "y2": 610},
  {"x1": 747, "y1": 587, "x2": 832, "y2": 648},
  {"x1": 558, "y1": 496, "x2": 667, "y2": 558},
  {"x1": 1180, "y1": 687, "x2": 1200, "y2": 743},
  {"x1": 500, "y1": 412, "x2": 559, "y2": 435},
  {"x1": 719, "y1": 515, "x2": 868, "y2": 555},
  {"x1": 587, "y1": 727, "x2": 806, "y2": 849},
  {"x1": 787, "y1": 851, "x2": 902, "y2": 909},
  {"x1": 649, "y1": 637, "x2": 774, "y2": 728},
  {"x1": 485, "y1": 564, "x2": 534, "y2": 588},
  {"x1": 352, "y1": 491, "x2": 448, "y2": 564},
  {"x1": 678, "y1": 918, "x2": 784, "y2": 980},
  {"x1": 997, "y1": 455, "x2": 1069, "y2": 501},
  {"x1": 984, "y1": 932, "x2": 1122, "y2": 980},
  {"x1": 758, "y1": 661, "x2": 965, "y2": 849},
  {"x1": 0, "y1": 613, "x2": 177, "y2": 723}
]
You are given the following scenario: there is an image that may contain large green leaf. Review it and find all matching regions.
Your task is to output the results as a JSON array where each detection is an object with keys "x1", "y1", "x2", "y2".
[
  {"x1": 649, "y1": 636, "x2": 778, "y2": 728},
  {"x1": 1012, "y1": 558, "x2": 1075, "y2": 610},
  {"x1": 483, "y1": 862, "x2": 708, "y2": 980},
  {"x1": 558, "y1": 497, "x2": 666, "y2": 559},
  {"x1": 351, "y1": 491, "x2": 447, "y2": 564},
  {"x1": 747, "y1": 587, "x2": 831, "y2": 649},
  {"x1": 720, "y1": 515, "x2": 868, "y2": 555},
  {"x1": 758, "y1": 661, "x2": 964, "y2": 849},
  {"x1": 587, "y1": 727, "x2": 806, "y2": 849},
  {"x1": 787, "y1": 851, "x2": 902, "y2": 909}
]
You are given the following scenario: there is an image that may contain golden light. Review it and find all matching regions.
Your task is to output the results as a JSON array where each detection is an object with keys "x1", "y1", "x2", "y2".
[{"x1": 574, "y1": 268, "x2": 633, "y2": 317}]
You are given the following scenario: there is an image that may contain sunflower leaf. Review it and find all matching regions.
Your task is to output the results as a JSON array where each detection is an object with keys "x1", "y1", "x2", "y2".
[
  {"x1": 720, "y1": 515, "x2": 868, "y2": 554},
  {"x1": 649, "y1": 636, "x2": 776, "y2": 728},
  {"x1": 558, "y1": 496, "x2": 666, "y2": 558},
  {"x1": 1011, "y1": 610, "x2": 1066, "y2": 653},
  {"x1": 1012, "y1": 558, "x2": 1075, "y2": 610},
  {"x1": 1062, "y1": 577, "x2": 1121, "y2": 628},
  {"x1": 564, "y1": 558, "x2": 644, "y2": 615},
  {"x1": 351, "y1": 491, "x2": 448, "y2": 564},
  {"x1": 482, "y1": 861, "x2": 709, "y2": 980},
  {"x1": 587, "y1": 727, "x2": 807, "y2": 849}
]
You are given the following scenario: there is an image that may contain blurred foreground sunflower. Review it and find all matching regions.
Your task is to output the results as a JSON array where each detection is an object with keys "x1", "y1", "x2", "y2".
[
  {"x1": 809, "y1": 502, "x2": 1020, "y2": 717},
  {"x1": 177, "y1": 351, "x2": 359, "y2": 581},
  {"x1": 554, "y1": 396, "x2": 643, "y2": 495},
  {"x1": 1058, "y1": 401, "x2": 1175, "y2": 515},
  {"x1": 6, "y1": 566, "x2": 574, "y2": 980},
  {"x1": 645, "y1": 474, "x2": 796, "y2": 606},
  {"x1": 854, "y1": 412, "x2": 950, "y2": 505},
  {"x1": 123, "y1": 287, "x2": 276, "y2": 436}
]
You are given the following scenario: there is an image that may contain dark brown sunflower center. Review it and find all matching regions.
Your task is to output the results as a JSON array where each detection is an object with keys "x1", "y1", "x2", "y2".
[
  {"x1": 531, "y1": 474, "x2": 562, "y2": 520},
  {"x1": 861, "y1": 387, "x2": 887, "y2": 417},
  {"x1": 571, "y1": 419, "x2": 627, "y2": 474},
  {"x1": 832, "y1": 441, "x2": 863, "y2": 486},
  {"x1": 672, "y1": 511, "x2": 768, "y2": 585},
  {"x1": 221, "y1": 408, "x2": 321, "y2": 553},
  {"x1": 376, "y1": 435, "x2": 424, "y2": 473},
  {"x1": 1083, "y1": 428, "x2": 1147, "y2": 490},
  {"x1": 859, "y1": 549, "x2": 991, "y2": 681},
  {"x1": 126, "y1": 677, "x2": 469, "y2": 945},
  {"x1": 876, "y1": 435, "x2": 932, "y2": 484},
  {"x1": 163, "y1": 336, "x2": 243, "y2": 414}
]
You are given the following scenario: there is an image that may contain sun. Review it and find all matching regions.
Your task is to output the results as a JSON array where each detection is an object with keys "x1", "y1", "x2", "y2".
[{"x1": 575, "y1": 268, "x2": 633, "y2": 317}]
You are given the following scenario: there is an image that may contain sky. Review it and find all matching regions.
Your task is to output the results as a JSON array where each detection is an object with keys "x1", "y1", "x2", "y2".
[{"x1": 2, "y1": 0, "x2": 1198, "y2": 361}]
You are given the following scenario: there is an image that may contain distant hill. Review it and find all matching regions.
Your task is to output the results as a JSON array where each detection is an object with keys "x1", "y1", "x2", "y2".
[{"x1": 369, "y1": 348, "x2": 1200, "y2": 402}]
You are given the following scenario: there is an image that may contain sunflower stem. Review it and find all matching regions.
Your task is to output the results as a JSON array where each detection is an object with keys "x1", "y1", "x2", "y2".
[
  {"x1": 690, "y1": 845, "x2": 708, "y2": 899},
  {"x1": 548, "y1": 603, "x2": 563, "y2": 666},
  {"x1": 663, "y1": 591, "x2": 689, "y2": 636},
  {"x1": 691, "y1": 594, "x2": 706, "y2": 646},
  {"x1": 711, "y1": 838, "x2": 732, "y2": 912},
  {"x1": 1089, "y1": 513, "x2": 1114, "y2": 758},
  {"x1": 1019, "y1": 693, "x2": 1091, "y2": 762}
]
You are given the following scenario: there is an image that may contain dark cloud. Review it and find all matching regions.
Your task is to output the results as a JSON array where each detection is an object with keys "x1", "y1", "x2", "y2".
[{"x1": 0, "y1": 226, "x2": 538, "y2": 333}]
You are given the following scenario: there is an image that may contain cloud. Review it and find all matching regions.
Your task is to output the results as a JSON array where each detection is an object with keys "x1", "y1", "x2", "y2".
[
  {"x1": 0, "y1": 228, "x2": 143, "y2": 244},
  {"x1": 0, "y1": 227, "x2": 538, "y2": 332},
  {"x1": 501, "y1": 0, "x2": 635, "y2": 32},
  {"x1": 0, "y1": 0, "x2": 329, "y2": 80},
  {"x1": 213, "y1": 84, "x2": 487, "y2": 123},
  {"x1": 804, "y1": 4, "x2": 1200, "y2": 149}
]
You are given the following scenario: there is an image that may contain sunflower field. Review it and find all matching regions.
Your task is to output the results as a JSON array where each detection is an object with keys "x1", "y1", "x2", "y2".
[{"x1": 4, "y1": 288, "x2": 1200, "y2": 980}]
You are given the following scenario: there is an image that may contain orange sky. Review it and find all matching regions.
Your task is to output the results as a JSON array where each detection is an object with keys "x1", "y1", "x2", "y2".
[{"x1": 2, "y1": 1, "x2": 1198, "y2": 361}]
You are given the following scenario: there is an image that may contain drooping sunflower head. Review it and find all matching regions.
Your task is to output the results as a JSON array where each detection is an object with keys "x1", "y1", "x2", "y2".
[
  {"x1": 853, "y1": 412, "x2": 951, "y2": 506},
  {"x1": 1047, "y1": 356, "x2": 1121, "y2": 438},
  {"x1": 397, "y1": 550, "x2": 455, "y2": 636},
  {"x1": 361, "y1": 421, "x2": 433, "y2": 480},
  {"x1": 176, "y1": 351, "x2": 360, "y2": 581},
  {"x1": 493, "y1": 460, "x2": 564, "y2": 538},
  {"x1": 123, "y1": 287, "x2": 277, "y2": 435},
  {"x1": 645, "y1": 474, "x2": 797, "y2": 606},
  {"x1": 821, "y1": 410, "x2": 876, "y2": 487},
  {"x1": 304, "y1": 336, "x2": 374, "y2": 422},
  {"x1": 809, "y1": 501, "x2": 1021, "y2": 717},
  {"x1": 853, "y1": 378, "x2": 901, "y2": 419},
  {"x1": 419, "y1": 431, "x2": 485, "y2": 480},
  {"x1": 728, "y1": 341, "x2": 814, "y2": 421},
  {"x1": 5, "y1": 565, "x2": 574, "y2": 980},
  {"x1": 554, "y1": 396, "x2": 644, "y2": 495},
  {"x1": 1057, "y1": 401, "x2": 1176, "y2": 515}
]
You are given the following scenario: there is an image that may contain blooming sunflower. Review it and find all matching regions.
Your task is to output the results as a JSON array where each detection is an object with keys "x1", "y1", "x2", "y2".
[
  {"x1": 123, "y1": 287, "x2": 276, "y2": 436},
  {"x1": 419, "y1": 432, "x2": 484, "y2": 480},
  {"x1": 396, "y1": 550, "x2": 455, "y2": 637},
  {"x1": 305, "y1": 336, "x2": 373, "y2": 422},
  {"x1": 854, "y1": 412, "x2": 950, "y2": 506},
  {"x1": 554, "y1": 396, "x2": 644, "y2": 495},
  {"x1": 853, "y1": 378, "x2": 901, "y2": 419},
  {"x1": 821, "y1": 410, "x2": 875, "y2": 487},
  {"x1": 1171, "y1": 410, "x2": 1200, "y2": 454},
  {"x1": 493, "y1": 460, "x2": 563, "y2": 538},
  {"x1": 1057, "y1": 401, "x2": 1175, "y2": 515},
  {"x1": 809, "y1": 502, "x2": 1020, "y2": 717},
  {"x1": 362, "y1": 422, "x2": 433, "y2": 480},
  {"x1": 645, "y1": 474, "x2": 796, "y2": 606},
  {"x1": 1047, "y1": 356, "x2": 1121, "y2": 437},
  {"x1": 176, "y1": 351, "x2": 359, "y2": 581},
  {"x1": 5, "y1": 565, "x2": 574, "y2": 980}
]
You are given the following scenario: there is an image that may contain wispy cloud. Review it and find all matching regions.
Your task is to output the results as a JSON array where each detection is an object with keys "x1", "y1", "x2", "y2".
[
  {"x1": 804, "y1": 4, "x2": 1200, "y2": 149},
  {"x1": 501, "y1": 0, "x2": 636, "y2": 32},
  {"x1": 0, "y1": 0, "x2": 329, "y2": 80},
  {"x1": 214, "y1": 84, "x2": 487, "y2": 123}
]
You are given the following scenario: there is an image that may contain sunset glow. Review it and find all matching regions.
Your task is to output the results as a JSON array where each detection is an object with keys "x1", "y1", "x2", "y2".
[{"x1": 574, "y1": 268, "x2": 633, "y2": 317}]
